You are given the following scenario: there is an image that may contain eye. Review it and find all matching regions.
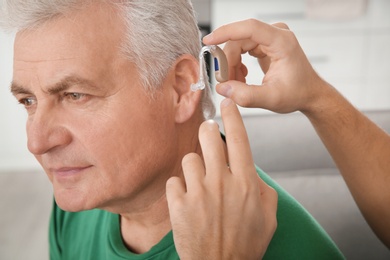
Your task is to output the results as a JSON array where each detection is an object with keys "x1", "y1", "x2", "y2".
[
  {"x1": 18, "y1": 97, "x2": 36, "y2": 108},
  {"x1": 64, "y1": 92, "x2": 87, "y2": 101}
]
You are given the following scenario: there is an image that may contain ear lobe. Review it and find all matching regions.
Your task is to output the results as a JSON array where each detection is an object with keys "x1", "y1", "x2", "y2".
[{"x1": 171, "y1": 54, "x2": 203, "y2": 123}]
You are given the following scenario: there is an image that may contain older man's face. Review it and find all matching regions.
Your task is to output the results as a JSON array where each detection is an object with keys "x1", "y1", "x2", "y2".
[{"x1": 11, "y1": 4, "x2": 181, "y2": 212}]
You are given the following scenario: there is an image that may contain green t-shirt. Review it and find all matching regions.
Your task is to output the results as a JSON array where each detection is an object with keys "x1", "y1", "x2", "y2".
[{"x1": 49, "y1": 166, "x2": 344, "y2": 259}]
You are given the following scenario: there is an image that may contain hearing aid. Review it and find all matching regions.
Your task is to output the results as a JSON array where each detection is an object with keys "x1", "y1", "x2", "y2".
[{"x1": 191, "y1": 45, "x2": 228, "y2": 91}]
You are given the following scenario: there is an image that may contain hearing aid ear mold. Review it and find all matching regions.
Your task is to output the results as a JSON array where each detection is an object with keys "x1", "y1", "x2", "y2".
[{"x1": 191, "y1": 45, "x2": 228, "y2": 92}]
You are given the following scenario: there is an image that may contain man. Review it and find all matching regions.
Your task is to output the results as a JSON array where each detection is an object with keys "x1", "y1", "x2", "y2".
[
  {"x1": 204, "y1": 19, "x2": 390, "y2": 248},
  {"x1": 3, "y1": 0, "x2": 343, "y2": 259}
]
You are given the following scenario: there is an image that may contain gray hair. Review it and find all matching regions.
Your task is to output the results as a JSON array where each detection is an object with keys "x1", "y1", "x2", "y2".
[{"x1": 0, "y1": 0, "x2": 216, "y2": 119}]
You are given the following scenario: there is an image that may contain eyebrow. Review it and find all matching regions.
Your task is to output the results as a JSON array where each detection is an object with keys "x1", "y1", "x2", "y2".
[{"x1": 10, "y1": 75, "x2": 98, "y2": 96}]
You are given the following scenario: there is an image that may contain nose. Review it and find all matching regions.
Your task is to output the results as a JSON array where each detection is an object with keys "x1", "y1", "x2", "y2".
[{"x1": 27, "y1": 106, "x2": 72, "y2": 155}]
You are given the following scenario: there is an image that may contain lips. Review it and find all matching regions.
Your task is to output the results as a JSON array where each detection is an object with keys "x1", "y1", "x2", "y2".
[{"x1": 51, "y1": 165, "x2": 92, "y2": 178}]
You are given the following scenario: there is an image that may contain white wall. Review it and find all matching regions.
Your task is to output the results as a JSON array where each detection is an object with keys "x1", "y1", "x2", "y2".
[
  {"x1": 0, "y1": 31, "x2": 41, "y2": 172},
  {"x1": 1, "y1": 0, "x2": 390, "y2": 172}
]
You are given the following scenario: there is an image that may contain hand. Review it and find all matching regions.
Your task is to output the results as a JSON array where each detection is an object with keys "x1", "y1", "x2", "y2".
[
  {"x1": 166, "y1": 99, "x2": 278, "y2": 260},
  {"x1": 203, "y1": 19, "x2": 328, "y2": 114}
]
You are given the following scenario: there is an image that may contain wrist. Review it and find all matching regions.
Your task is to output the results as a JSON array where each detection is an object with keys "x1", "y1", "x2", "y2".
[{"x1": 300, "y1": 76, "x2": 345, "y2": 121}]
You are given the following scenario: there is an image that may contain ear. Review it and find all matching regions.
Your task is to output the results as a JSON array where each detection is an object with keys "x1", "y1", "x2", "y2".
[{"x1": 168, "y1": 54, "x2": 203, "y2": 123}]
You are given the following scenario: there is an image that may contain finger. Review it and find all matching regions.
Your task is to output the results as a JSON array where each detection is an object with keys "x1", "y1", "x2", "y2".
[
  {"x1": 181, "y1": 153, "x2": 206, "y2": 193},
  {"x1": 223, "y1": 40, "x2": 254, "y2": 82},
  {"x1": 258, "y1": 22, "x2": 289, "y2": 72},
  {"x1": 231, "y1": 63, "x2": 247, "y2": 83},
  {"x1": 272, "y1": 22, "x2": 290, "y2": 30},
  {"x1": 166, "y1": 176, "x2": 186, "y2": 203},
  {"x1": 224, "y1": 39, "x2": 266, "y2": 61},
  {"x1": 203, "y1": 19, "x2": 279, "y2": 47},
  {"x1": 247, "y1": 45, "x2": 271, "y2": 73},
  {"x1": 198, "y1": 120, "x2": 228, "y2": 180},
  {"x1": 216, "y1": 81, "x2": 276, "y2": 109},
  {"x1": 220, "y1": 98, "x2": 255, "y2": 176},
  {"x1": 240, "y1": 63, "x2": 248, "y2": 78}
]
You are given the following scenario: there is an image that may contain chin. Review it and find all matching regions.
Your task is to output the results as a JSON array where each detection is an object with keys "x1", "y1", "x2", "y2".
[{"x1": 54, "y1": 188, "x2": 97, "y2": 212}]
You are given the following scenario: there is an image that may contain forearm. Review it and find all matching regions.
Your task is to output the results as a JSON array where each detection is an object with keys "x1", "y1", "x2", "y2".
[{"x1": 303, "y1": 80, "x2": 390, "y2": 247}]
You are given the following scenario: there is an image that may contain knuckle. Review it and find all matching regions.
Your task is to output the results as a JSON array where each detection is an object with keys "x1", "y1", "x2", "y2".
[
  {"x1": 247, "y1": 18, "x2": 260, "y2": 27},
  {"x1": 235, "y1": 173, "x2": 258, "y2": 195},
  {"x1": 271, "y1": 28, "x2": 298, "y2": 52},
  {"x1": 272, "y1": 22, "x2": 290, "y2": 30},
  {"x1": 281, "y1": 30, "x2": 299, "y2": 52},
  {"x1": 285, "y1": 30, "x2": 298, "y2": 44}
]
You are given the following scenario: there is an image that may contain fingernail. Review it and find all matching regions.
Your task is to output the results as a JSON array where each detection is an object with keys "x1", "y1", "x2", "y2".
[
  {"x1": 218, "y1": 84, "x2": 232, "y2": 97},
  {"x1": 221, "y1": 98, "x2": 233, "y2": 107}
]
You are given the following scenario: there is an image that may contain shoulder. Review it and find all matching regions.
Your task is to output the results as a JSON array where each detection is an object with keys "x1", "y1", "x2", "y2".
[{"x1": 255, "y1": 166, "x2": 344, "y2": 259}]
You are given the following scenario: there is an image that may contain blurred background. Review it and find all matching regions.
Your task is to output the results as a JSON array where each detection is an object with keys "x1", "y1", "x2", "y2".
[{"x1": 1, "y1": 0, "x2": 389, "y2": 259}]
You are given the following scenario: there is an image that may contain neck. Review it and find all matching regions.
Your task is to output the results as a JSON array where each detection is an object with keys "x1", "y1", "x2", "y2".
[{"x1": 120, "y1": 193, "x2": 172, "y2": 254}]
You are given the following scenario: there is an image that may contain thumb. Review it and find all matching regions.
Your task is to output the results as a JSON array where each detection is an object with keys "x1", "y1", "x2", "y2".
[{"x1": 216, "y1": 81, "x2": 274, "y2": 109}]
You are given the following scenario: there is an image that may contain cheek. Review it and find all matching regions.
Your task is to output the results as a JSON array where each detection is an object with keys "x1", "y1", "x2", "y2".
[
  {"x1": 79, "y1": 112, "x2": 178, "y2": 205},
  {"x1": 78, "y1": 102, "x2": 178, "y2": 174}
]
